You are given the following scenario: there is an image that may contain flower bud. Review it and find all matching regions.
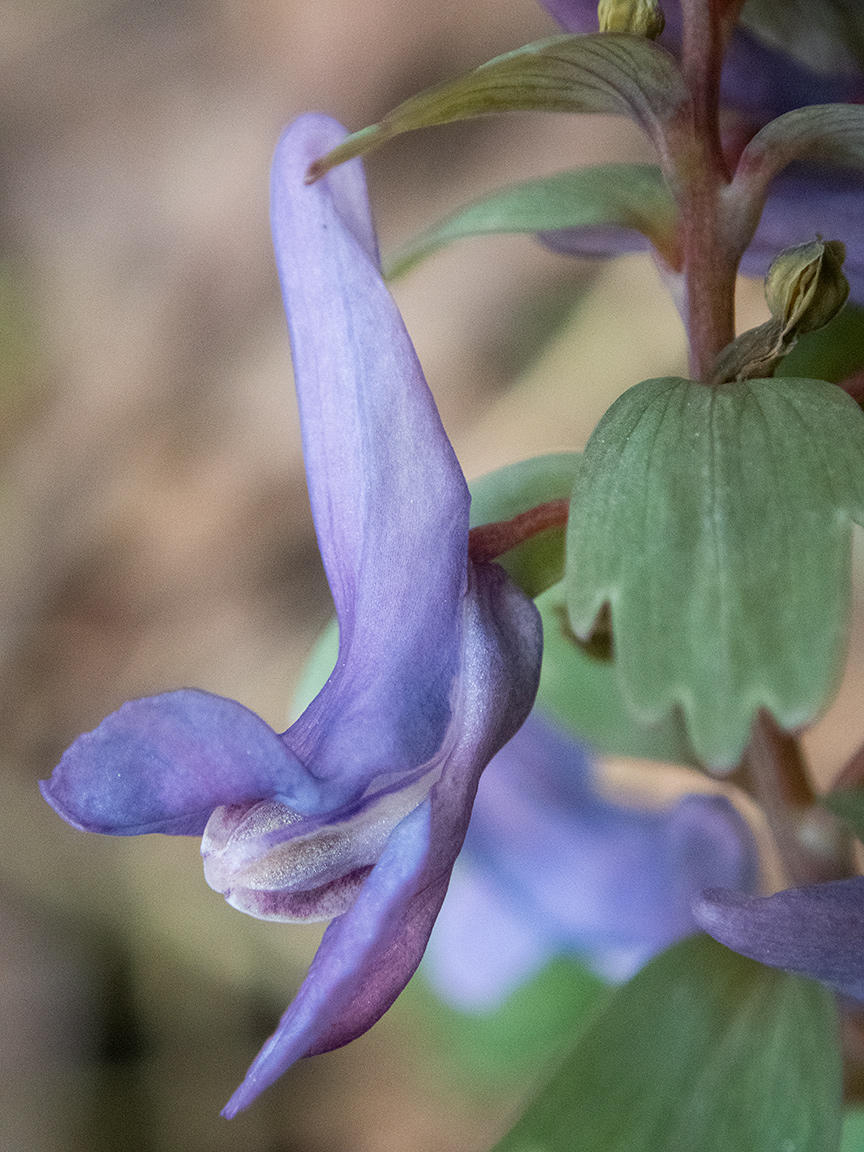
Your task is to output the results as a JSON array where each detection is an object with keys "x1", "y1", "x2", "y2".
[
  {"x1": 765, "y1": 238, "x2": 849, "y2": 338},
  {"x1": 709, "y1": 238, "x2": 850, "y2": 384},
  {"x1": 598, "y1": 0, "x2": 665, "y2": 38}
]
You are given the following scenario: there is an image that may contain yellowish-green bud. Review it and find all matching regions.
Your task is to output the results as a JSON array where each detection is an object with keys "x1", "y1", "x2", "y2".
[
  {"x1": 598, "y1": 0, "x2": 665, "y2": 38},
  {"x1": 765, "y1": 238, "x2": 849, "y2": 337},
  {"x1": 709, "y1": 238, "x2": 850, "y2": 385}
]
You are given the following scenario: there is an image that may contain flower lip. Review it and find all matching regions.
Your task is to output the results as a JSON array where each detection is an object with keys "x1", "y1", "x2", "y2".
[{"x1": 202, "y1": 764, "x2": 440, "y2": 901}]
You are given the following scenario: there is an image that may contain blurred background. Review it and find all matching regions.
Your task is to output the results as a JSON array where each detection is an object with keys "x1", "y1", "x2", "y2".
[{"x1": 3, "y1": 0, "x2": 864, "y2": 1148}]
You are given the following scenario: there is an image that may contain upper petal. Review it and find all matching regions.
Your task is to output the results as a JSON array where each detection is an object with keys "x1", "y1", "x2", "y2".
[
  {"x1": 221, "y1": 562, "x2": 543, "y2": 1115},
  {"x1": 39, "y1": 689, "x2": 318, "y2": 836},
  {"x1": 271, "y1": 114, "x2": 471, "y2": 800},
  {"x1": 694, "y1": 878, "x2": 864, "y2": 1001}
]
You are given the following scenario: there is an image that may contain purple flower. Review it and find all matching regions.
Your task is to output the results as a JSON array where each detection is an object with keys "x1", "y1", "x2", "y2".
[
  {"x1": 694, "y1": 879, "x2": 864, "y2": 1001},
  {"x1": 424, "y1": 712, "x2": 759, "y2": 1010},
  {"x1": 39, "y1": 113, "x2": 542, "y2": 1115},
  {"x1": 538, "y1": 0, "x2": 864, "y2": 300}
]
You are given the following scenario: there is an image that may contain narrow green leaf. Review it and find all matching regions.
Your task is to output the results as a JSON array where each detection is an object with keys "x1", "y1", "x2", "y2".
[
  {"x1": 822, "y1": 789, "x2": 864, "y2": 844},
  {"x1": 537, "y1": 583, "x2": 698, "y2": 764},
  {"x1": 386, "y1": 165, "x2": 679, "y2": 278},
  {"x1": 728, "y1": 104, "x2": 864, "y2": 256},
  {"x1": 566, "y1": 375, "x2": 864, "y2": 769},
  {"x1": 495, "y1": 934, "x2": 842, "y2": 1152},
  {"x1": 469, "y1": 454, "x2": 579, "y2": 598},
  {"x1": 308, "y1": 34, "x2": 686, "y2": 181}
]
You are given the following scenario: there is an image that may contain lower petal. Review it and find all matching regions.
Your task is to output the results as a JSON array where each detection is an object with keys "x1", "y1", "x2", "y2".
[
  {"x1": 222, "y1": 800, "x2": 438, "y2": 1117},
  {"x1": 222, "y1": 563, "x2": 543, "y2": 1116}
]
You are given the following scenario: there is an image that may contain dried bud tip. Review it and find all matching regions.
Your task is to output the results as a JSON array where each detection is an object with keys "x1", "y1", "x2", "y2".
[
  {"x1": 598, "y1": 0, "x2": 665, "y2": 38},
  {"x1": 765, "y1": 238, "x2": 849, "y2": 338}
]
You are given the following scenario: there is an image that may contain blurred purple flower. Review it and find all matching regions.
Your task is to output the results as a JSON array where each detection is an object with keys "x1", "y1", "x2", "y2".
[
  {"x1": 538, "y1": 0, "x2": 864, "y2": 300},
  {"x1": 424, "y1": 712, "x2": 759, "y2": 1010},
  {"x1": 695, "y1": 879, "x2": 864, "y2": 1001},
  {"x1": 40, "y1": 113, "x2": 542, "y2": 1115}
]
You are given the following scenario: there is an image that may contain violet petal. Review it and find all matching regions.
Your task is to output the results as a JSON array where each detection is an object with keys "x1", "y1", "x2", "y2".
[
  {"x1": 694, "y1": 878, "x2": 864, "y2": 1000},
  {"x1": 222, "y1": 563, "x2": 542, "y2": 1115},
  {"x1": 39, "y1": 690, "x2": 315, "y2": 836},
  {"x1": 271, "y1": 114, "x2": 472, "y2": 807}
]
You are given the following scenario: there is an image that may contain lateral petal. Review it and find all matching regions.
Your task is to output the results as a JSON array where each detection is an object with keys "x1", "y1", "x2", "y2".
[
  {"x1": 222, "y1": 563, "x2": 542, "y2": 1115},
  {"x1": 39, "y1": 690, "x2": 318, "y2": 836},
  {"x1": 271, "y1": 114, "x2": 471, "y2": 803},
  {"x1": 694, "y1": 879, "x2": 864, "y2": 1001}
]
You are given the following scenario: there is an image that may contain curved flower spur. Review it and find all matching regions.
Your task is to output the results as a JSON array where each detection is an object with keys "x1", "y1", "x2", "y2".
[{"x1": 39, "y1": 113, "x2": 543, "y2": 1116}]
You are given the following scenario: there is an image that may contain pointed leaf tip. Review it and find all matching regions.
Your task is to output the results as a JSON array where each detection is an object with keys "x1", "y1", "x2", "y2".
[
  {"x1": 302, "y1": 35, "x2": 686, "y2": 181},
  {"x1": 306, "y1": 126, "x2": 383, "y2": 183}
]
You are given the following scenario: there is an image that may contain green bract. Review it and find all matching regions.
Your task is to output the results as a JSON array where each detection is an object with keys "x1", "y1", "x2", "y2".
[
  {"x1": 537, "y1": 583, "x2": 698, "y2": 764},
  {"x1": 386, "y1": 164, "x2": 679, "y2": 278},
  {"x1": 494, "y1": 935, "x2": 841, "y2": 1152},
  {"x1": 307, "y1": 34, "x2": 686, "y2": 183},
  {"x1": 565, "y1": 375, "x2": 864, "y2": 770}
]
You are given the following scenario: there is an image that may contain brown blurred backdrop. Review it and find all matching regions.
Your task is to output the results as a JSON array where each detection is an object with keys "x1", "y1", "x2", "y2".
[{"x1": 1, "y1": 1, "x2": 863, "y2": 1149}]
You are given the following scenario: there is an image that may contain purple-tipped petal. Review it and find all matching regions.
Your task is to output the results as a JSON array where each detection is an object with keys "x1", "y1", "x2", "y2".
[
  {"x1": 271, "y1": 114, "x2": 471, "y2": 804},
  {"x1": 222, "y1": 563, "x2": 542, "y2": 1115},
  {"x1": 39, "y1": 690, "x2": 317, "y2": 836},
  {"x1": 202, "y1": 774, "x2": 436, "y2": 916},
  {"x1": 694, "y1": 878, "x2": 864, "y2": 1000}
]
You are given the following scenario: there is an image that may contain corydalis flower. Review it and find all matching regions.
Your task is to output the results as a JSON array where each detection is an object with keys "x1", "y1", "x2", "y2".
[
  {"x1": 425, "y1": 713, "x2": 758, "y2": 1009},
  {"x1": 40, "y1": 114, "x2": 542, "y2": 1116}
]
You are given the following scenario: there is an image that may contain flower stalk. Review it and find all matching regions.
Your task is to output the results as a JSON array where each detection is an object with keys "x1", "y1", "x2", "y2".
[{"x1": 738, "y1": 711, "x2": 854, "y2": 889}]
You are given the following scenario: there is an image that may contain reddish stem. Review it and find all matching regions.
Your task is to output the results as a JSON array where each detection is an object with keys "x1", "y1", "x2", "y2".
[
  {"x1": 678, "y1": 0, "x2": 738, "y2": 379},
  {"x1": 468, "y1": 499, "x2": 569, "y2": 565},
  {"x1": 740, "y1": 711, "x2": 854, "y2": 887}
]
